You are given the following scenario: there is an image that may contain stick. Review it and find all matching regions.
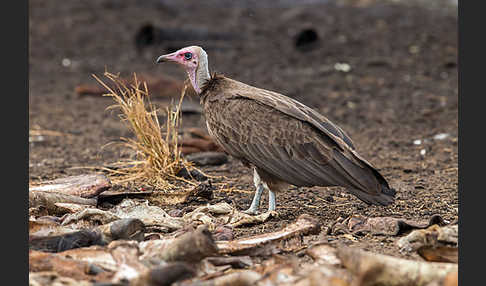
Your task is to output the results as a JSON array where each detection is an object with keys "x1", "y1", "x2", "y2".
[
  {"x1": 29, "y1": 174, "x2": 111, "y2": 198},
  {"x1": 337, "y1": 247, "x2": 458, "y2": 286},
  {"x1": 217, "y1": 214, "x2": 320, "y2": 255},
  {"x1": 29, "y1": 191, "x2": 97, "y2": 215},
  {"x1": 183, "y1": 270, "x2": 261, "y2": 286},
  {"x1": 29, "y1": 230, "x2": 105, "y2": 253},
  {"x1": 29, "y1": 250, "x2": 112, "y2": 281}
]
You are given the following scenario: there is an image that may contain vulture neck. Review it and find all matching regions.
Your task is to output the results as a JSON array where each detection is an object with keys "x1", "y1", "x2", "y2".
[{"x1": 188, "y1": 53, "x2": 210, "y2": 94}]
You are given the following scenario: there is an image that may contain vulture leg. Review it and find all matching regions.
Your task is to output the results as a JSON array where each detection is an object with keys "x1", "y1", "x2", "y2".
[
  {"x1": 244, "y1": 184, "x2": 264, "y2": 215},
  {"x1": 243, "y1": 168, "x2": 265, "y2": 215},
  {"x1": 268, "y1": 189, "x2": 276, "y2": 212}
]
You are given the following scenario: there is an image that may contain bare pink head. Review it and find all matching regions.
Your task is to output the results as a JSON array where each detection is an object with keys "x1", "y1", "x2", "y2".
[{"x1": 156, "y1": 46, "x2": 210, "y2": 94}]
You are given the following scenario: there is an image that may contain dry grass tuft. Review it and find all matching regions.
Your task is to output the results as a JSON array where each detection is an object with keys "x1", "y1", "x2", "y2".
[{"x1": 93, "y1": 71, "x2": 195, "y2": 190}]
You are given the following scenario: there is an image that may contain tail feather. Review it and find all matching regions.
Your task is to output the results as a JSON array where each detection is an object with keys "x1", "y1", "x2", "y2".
[
  {"x1": 331, "y1": 149, "x2": 396, "y2": 206},
  {"x1": 349, "y1": 184, "x2": 396, "y2": 206}
]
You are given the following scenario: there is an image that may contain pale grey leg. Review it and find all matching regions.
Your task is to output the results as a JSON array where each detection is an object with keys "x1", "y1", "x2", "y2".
[
  {"x1": 244, "y1": 168, "x2": 265, "y2": 215},
  {"x1": 268, "y1": 189, "x2": 276, "y2": 212},
  {"x1": 244, "y1": 183, "x2": 264, "y2": 215}
]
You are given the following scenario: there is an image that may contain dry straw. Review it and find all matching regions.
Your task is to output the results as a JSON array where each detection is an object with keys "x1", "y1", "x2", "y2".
[{"x1": 93, "y1": 71, "x2": 194, "y2": 190}]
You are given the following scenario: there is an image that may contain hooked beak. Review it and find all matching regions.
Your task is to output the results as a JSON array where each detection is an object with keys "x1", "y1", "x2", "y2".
[{"x1": 155, "y1": 52, "x2": 178, "y2": 64}]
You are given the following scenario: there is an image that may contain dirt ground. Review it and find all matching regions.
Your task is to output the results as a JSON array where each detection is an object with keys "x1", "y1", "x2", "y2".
[{"x1": 29, "y1": 0, "x2": 458, "y2": 261}]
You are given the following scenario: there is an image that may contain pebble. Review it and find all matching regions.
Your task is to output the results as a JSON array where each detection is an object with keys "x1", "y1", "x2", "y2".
[
  {"x1": 62, "y1": 58, "x2": 71, "y2": 67},
  {"x1": 433, "y1": 133, "x2": 450, "y2": 140},
  {"x1": 334, "y1": 62, "x2": 351, "y2": 72}
]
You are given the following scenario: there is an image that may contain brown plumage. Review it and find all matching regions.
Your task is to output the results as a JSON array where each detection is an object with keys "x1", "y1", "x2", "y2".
[
  {"x1": 200, "y1": 74, "x2": 395, "y2": 204},
  {"x1": 156, "y1": 46, "x2": 396, "y2": 214}
]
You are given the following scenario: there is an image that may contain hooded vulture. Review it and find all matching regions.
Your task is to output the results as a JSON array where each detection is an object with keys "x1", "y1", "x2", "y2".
[{"x1": 156, "y1": 46, "x2": 396, "y2": 214}]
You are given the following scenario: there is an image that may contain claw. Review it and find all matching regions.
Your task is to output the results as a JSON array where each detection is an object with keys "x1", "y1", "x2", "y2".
[
  {"x1": 242, "y1": 208, "x2": 260, "y2": 215},
  {"x1": 267, "y1": 210, "x2": 279, "y2": 218}
]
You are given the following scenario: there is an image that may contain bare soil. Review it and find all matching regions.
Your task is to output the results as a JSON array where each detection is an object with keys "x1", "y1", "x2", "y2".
[{"x1": 29, "y1": 0, "x2": 458, "y2": 261}]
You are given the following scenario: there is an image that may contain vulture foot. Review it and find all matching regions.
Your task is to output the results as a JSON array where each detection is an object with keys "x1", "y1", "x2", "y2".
[
  {"x1": 242, "y1": 209, "x2": 260, "y2": 215},
  {"x1": 243, "y1": 185, "x2": 277, "y2": 215}
]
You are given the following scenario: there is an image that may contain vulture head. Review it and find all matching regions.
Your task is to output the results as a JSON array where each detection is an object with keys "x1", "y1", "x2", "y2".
[{"x1": 156, "y1": 46, "x2": 210, "y2": 94}]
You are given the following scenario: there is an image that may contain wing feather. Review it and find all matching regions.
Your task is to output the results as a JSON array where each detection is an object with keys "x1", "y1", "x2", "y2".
[{"x1": 202, "y1": 77, "x2": 395, "y2": 204}]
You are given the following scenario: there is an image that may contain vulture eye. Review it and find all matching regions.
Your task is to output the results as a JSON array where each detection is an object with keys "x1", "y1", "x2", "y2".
[{"x1": 183, "y1": 52, "x2": 193, "y2": 60}]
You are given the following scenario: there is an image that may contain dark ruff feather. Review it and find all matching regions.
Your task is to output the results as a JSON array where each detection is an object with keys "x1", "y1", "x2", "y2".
[
  {"x1": 200, "y1": 72, "x2": 225, "y2": 102},
  {"x1": 199, "y1": 75, "x2": 396, "y2": 206}
]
